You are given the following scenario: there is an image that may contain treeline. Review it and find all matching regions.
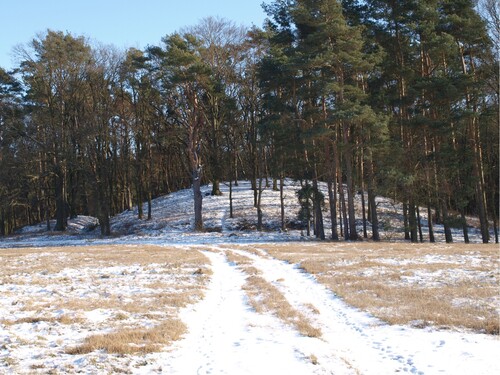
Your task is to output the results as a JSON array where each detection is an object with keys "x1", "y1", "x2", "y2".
[{"x1": 0, "y1": 0, "x2": 498, "y2": 242}]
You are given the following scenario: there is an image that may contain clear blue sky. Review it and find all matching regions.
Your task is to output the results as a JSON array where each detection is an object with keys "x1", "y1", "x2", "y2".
[{"x1": 0, "y1": 0, "x2": 272, "y2": 71}]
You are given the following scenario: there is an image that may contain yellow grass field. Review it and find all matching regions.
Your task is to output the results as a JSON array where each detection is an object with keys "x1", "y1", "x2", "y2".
[{"x1": 248, "y1": 242, "x2": 499, "y2": 334}]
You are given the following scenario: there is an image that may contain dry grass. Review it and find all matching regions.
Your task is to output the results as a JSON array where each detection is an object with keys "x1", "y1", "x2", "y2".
[
  {"x1": 66, "y1": 319, "x2": 186, "y2": 355},
  {"x1": 226, "y1": 251, "x2": 321, "y2": 338},
  {"x1": 309, "y1": 354, "x2": 319, "y2": 365},
  {"x1": 265, "y1": 242, "x2": 499, "y2": 334},
  {"x1": 1, "y1": 314, "x2": 81, "y2": 326},
  {"x1": 225, "y1": 250, "x2": 253, "y2": 266},
  {"x1": 225, "y1": 245, "x2": 269, "y2": 258},
  {"x1": 0, "y1": 245, "x2": 212, "y2": 356}
]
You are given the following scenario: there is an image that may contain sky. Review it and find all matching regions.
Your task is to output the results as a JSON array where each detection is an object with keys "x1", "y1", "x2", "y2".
[{"x1": 0, "y1": 0, "x2": 272, "y2": 71}]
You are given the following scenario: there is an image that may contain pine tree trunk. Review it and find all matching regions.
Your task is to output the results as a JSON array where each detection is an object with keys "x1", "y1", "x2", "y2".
[
  {"x1": 326, "y1": 141, "x2": 339, "y2": 240},
  {"x1": 427, "y1": 205, "x2": 435, "y2": 243},
  {"x1": 280, "y1": 176, "x2": 285, "y2": 231},
  {"x1": 147, "y1": 191, "x2": 152, "y2": 221},
  {"x1": 211, "y1": 180, "x2": 222, "y2": 196},
  {"x1": 460, "y1": 210, "x2": 469, "y2": 244},
  {"x1": 361, "y1": 189, "x2": 367, "y2": 239},
  {"x1": 368, "y1": 189, "x2": 380, "y2": 241},
  {"x1": 345, "y1": 182, "x2": 357, "y2": 240},
  {"x1": 365, "y1": 144, "x2": 380, "y2": 241},
  {"x1": 100, "y1": 213, "x2": 111, "y2": 236},
  {"x1": 252, "y1": 178, "x2": 258, "y2": 208},
  {"x1": 343, "y1": 137, "x2": 358, "y2": 240},
  {"x1": 442, "y1": 204, "x2": 453, "y2": 243},
  {"x1": 229, "y1": 179, "x2": 234, "y2": 219},
  {"x1": 252, "y1": 151, "x2": 258, "y2": 207},
  {"x1": 306, "y1": 213, "x2": 311, "y2": 237},
  {"x1": 460, "y1": 48, "x2": 490, "y2": 243},
  {"x1": 409, "y1": 201, "x2": 418, "y2": 243},
  {"x1": 474, "y1": 160, "x2": 490, "y2": 243},
  {"x1": 193, "y1": 168, "x2": 203, "y2": 232},
  {"x1": 488, "y1": 173, "x2": 498, "y2": 243},
  {"x1": 328, "y1": 179, "x2": 339, "y2": 240},
  {"x1": 234, "y1": 151, "x2": 239, "y2": 186},
  {"x1": 313, "y1": 176, "x2": 325, "y2": 240},
  {"x1": 137, "y1": 178, "x2": 143, "y2": 220},
  {"x1": 359, "y1": 145, "x2": 368, "y2": 239},
  {"x1": 417, "y1": 207, "x2": 423, "y2": 242},
  {"x1": 471, "y1": 128, "x2": 490, "y2": 243},
  {"x1": 339, "y1": 180, "x2": 348, "y2": 240},
  {"x1": 312, "y1": 196, "x2": 316, "y2": 237},
  {"x1": 264, "y1": 153, "x2": 271, "y2": 189},
  {"x1": 257, "y1": 177, "x2": 263, "y2": 231}
]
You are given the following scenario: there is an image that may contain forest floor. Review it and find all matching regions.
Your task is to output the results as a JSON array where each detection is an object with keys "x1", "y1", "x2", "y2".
[{"x1": 0, "y1": 181, "x2": 498, "y2": 374}]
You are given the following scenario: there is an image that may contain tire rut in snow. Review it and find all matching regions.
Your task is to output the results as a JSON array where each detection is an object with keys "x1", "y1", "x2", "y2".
[
  {"x1": 157, "y1": 250, "x2": 328, "y2": 375},
  {"x1": 228, "y1": 246, "x2": 424, "y2": 375}
]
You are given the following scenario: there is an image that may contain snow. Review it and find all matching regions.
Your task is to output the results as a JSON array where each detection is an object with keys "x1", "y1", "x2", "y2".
[
  {"x1": 128, "y1": 246, "x2": 499, "y2": 375},
  {"x1": 0, "y1": 180, "x2": 499, "y2": 374},
  {"x1": 151, "y1": 251, "x2": 320, "y2": 375}
]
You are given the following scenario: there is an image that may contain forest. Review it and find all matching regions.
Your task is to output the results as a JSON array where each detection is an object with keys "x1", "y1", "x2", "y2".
[{"x1": 0, "y1": 0, "x2": 498, "y2": 243}]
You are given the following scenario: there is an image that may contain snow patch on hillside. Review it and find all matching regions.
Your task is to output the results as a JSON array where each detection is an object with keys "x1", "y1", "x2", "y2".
[{"x1": 2, "y1": 180, "x2": 493, "y2": 248}]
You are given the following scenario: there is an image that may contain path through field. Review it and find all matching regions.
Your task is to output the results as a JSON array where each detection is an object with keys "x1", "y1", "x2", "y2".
[{"x1": 150, "y1": 245, "x2": 498, "y2": 375}]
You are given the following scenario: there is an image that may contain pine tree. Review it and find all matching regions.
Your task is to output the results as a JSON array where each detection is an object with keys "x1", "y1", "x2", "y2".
[
  {"x1": 263, "y1": 0, "x2": 379, "y2": 240},
  {"x1": 0, "y1": 68, "x2": 25, "y2": 235},
  {"x1": 150, "y1": 33, "x2": 213, "y2": 231},
  {"x1": 19, "y1": 30, "x2": 93, "y2": 231},
  {"x1": 439, "y1": 0, "x2": 494, "y2": 243}
]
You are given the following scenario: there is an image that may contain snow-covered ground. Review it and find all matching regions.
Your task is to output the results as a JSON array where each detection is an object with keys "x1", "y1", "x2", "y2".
[
  {"x1": 1, "y1": 181, "x2": 498, "y2": 374},
  {"x1": 143, "y1": 247, "x2": 500, "y2": 375},
  {"x1": 1, "y1": 244, "x2": 498, "y2": 374}
]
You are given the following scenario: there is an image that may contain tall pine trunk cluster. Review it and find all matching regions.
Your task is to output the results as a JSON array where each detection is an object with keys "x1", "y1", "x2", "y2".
[{"x1": 0, "y1": 3, "x2": 497, "y2": 242}]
